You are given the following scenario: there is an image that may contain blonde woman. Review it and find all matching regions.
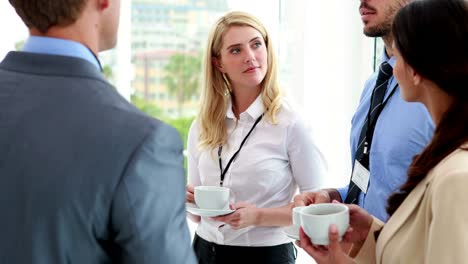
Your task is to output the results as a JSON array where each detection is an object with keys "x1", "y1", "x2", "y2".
[{"x1": 186, "y1": 11, "x2": 326, "y2": 263}]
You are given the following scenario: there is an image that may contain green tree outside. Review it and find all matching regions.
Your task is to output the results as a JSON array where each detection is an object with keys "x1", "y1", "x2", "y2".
[
  {"x1": 15, "y1": 40, "x2": 25, "y2": 51},
  {"x1": 163, "y1": 52, "x2": 202, "y2": 116},
  {"x1": 131, "y1": 94, "x2": 164, "y2": 118},
  {"x1": 102, "y1": 65, "x2": 113, "y2": 80},
  {"x1": 131, "y1": 95, "x2": 195, "y2": 174}
]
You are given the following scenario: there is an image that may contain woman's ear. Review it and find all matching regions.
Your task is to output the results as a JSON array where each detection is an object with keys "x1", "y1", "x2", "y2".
[
  {"x1": 212, "y1": 57, "x2": 225, "y2": 73},
  {"x1": 98, "y1": 0, "x2": 110, "y2": 10},
  {"x1": 411, "y1": 67, "x2": 422, "y2": 86}
]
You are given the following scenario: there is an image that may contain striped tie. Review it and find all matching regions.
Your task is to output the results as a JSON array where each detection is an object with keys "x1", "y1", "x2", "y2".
[{"x1": 345, "y1": 61, "x2": 393, "y2": 204}]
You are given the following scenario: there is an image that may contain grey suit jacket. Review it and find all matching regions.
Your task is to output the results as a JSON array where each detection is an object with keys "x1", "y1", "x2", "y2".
[{"x1": 0, "y1": 52, "x2": 196, "y2": 264}]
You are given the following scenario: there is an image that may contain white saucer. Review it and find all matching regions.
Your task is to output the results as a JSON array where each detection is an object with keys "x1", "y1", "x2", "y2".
[
  {"x1": 186, "y1": 203, "x2": 235, "y2": 217},
  {"x1": 283, "y1": 225, "x2": 300, "y2": 240}
]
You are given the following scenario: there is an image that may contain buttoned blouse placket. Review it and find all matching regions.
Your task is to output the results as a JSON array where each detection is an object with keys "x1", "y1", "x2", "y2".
[
  {"x1": 217, "y1": 113, "x2": 255, "y2": 242},
  {"x1": 225, "y1": 113, "x2": 254, "y2": 183},
  {"x1": 214, "y1": 115, "x2": 240, "y2": 242}
]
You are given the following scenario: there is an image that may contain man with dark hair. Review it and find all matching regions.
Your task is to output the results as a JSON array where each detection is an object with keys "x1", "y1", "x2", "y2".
[
  {"x1": 0, "y1": 1, "x2": 196, "y2": 263},
  {"x1": 294, "y1": 0, "x2": 434, "y2": 222}
]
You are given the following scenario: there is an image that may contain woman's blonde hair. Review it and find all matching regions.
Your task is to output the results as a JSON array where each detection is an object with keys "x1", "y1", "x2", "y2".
[{"x1": 198, "y1": 11, "x2": 282, "y2": 149}]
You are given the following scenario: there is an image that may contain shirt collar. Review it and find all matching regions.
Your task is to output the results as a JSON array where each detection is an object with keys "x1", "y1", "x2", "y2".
[
  {"x1": 22, "y1": 36, "x2": 102, "y2": 71},
  {"x1": 226, "y1": 95, "x2": 264, "y2": 120}
]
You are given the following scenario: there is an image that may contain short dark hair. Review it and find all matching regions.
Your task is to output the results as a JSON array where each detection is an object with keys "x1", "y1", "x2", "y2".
[
  {"x1": 9, "y1": 0, "x2": 88, "y2": 33},
  {"x1": 387, "y1": 0, "x2": 468, "y2": 216}
]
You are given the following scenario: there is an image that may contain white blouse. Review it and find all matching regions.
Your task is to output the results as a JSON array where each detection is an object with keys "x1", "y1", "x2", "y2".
[{"x1": 187, "y1": 96, "x2": 327, "y2": 246}]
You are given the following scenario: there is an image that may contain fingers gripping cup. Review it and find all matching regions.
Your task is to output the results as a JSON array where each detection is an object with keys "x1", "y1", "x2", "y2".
[
  {"x1": 194, "y1": 186, "x2": 230, "y2": 210},
  {"x1": 299, "y1": 203, "x2": 349, "y2": 245}
]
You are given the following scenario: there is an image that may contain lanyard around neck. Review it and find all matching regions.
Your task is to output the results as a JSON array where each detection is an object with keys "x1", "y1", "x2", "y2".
[
  {"x1": 363, "y1": 83, "x2": 398, "y2": 155},
  {"x1": 217, "y1": 113, "x2": 264, "y2": 186}
]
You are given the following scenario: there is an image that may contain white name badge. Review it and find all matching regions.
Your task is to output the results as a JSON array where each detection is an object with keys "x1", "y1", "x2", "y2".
[{"x1": 351, "y1": 160, "x2": 370, "y2": 194}]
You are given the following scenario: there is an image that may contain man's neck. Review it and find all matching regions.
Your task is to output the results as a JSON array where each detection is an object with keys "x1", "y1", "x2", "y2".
[
  {"x1": 29, "y1": 25, "x2": 98, "y2": 56},
  {"x1": 382, "y1": 34, "x2": 394, "y2": 58}
]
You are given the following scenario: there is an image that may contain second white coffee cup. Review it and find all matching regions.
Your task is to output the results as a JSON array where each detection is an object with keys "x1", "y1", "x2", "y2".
[{"x1": 299, "y1": 203, "x2": 349, "y2": 245}]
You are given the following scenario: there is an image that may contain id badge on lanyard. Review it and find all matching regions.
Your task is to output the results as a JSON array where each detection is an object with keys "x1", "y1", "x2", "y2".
[
  {"x1": 351, "y1": 84, "x2": 398, "y2": 193},
  {"x1": 351, "y1": 160, "x2": 370, "y2": 194}
]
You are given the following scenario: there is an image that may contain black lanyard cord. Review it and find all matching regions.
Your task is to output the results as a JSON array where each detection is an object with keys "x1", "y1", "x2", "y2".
[
  {"x1": 218, "y1": 114, "x2": 264, "y2": 186},
  {"x1": 363, "y1": 83, "x2": 399, "y2": 155}
]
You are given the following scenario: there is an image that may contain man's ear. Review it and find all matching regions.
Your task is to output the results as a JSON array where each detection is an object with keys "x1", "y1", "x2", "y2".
[{"x1": 212, "y1": 57, "x2": 225, "y2": 73}]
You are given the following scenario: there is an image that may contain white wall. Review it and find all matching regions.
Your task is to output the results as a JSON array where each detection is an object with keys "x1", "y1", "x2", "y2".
[
  {"x1": 0, "y1": 2, "x2": 28, "y2": 60},
  {"x1": 114, "y1": 0, "x2": 133, "y2": 101},
  {"x1": 282, "y1": 0, "x2": 375, "y2": 188},
  {"x1": 276, "y1": 2, "x2": 376, "y2": 263}
]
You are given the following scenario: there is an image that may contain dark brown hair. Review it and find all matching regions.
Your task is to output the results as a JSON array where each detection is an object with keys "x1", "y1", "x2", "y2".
[
  {"x1": 387, "y1": 0, "x2": 468, "y2": 216},
  {"x1": 9, "y1": 0, "x2": 87, "y2": 33}
]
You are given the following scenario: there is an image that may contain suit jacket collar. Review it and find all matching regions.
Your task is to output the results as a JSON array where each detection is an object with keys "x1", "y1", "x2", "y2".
[
  {"x1": 375, "y1": 146, "x2": 466, "y2": 262},
  {"x1": 0, "y1": 51, "x2": 106, "y2": 82},
  {"x1": 22, "y1": 36, "x2": 102, "y2": 71}
]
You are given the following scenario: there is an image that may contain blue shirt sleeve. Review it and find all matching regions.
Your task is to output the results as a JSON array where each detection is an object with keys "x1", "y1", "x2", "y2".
[{"x1": 337, "y1": 186, "x2": 348, "y2": 201}]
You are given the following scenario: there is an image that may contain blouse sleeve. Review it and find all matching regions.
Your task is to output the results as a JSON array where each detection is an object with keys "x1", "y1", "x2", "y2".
[
  {"x1": 287, "y1": 116, "x2": 327, "y2": 193},
  {"x1": 187, "y1": 119, "x2": 201, "y2": 186}
]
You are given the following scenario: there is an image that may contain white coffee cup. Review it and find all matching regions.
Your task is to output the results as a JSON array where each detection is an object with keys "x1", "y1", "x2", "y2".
[
  {"x1": 299, "y1": 203, "x2": 349, "y2": 245},
  {"x1": 194, "y1": 186, "x2": 230, "y2": 210},
  {"x1": 292, "y1": 206, "x2": 306, "y2": 227}
]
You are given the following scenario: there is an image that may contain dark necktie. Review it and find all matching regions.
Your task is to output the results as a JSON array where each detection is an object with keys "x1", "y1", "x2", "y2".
[{"x1": 345, "y1": 61, "x2": 393, "y2": 204}]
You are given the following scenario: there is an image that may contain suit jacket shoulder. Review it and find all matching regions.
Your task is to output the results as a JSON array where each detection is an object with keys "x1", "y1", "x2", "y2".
[
  {"x1": 374, "y1": 144, "x2": 468, "y2": 263},
  {"x1": 0, "y1": 51, "x2": 196, "y2": 263}
]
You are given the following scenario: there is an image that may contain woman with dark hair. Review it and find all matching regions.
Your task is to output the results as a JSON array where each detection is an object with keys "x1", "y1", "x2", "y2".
[{"x1": 297, "y1": 0, "x2": 468, "y2": 263}]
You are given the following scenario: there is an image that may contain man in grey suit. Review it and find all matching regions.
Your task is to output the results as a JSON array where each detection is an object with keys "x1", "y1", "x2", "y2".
[{"x1": 0, "y1": 0, "x2": 196, "y2": 263}]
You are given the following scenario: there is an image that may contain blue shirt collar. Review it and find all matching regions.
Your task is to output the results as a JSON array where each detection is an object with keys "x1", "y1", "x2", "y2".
[{"x1": 22, "y1": 36, "x2": 102, "y2": 71}]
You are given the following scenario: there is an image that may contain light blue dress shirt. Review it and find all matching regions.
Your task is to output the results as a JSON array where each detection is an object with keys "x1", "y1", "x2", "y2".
[
  {"x1": 22, "y1": 36, "x2": 101, "y2": 71},
  {"x1": 338, "y1": 52, "x2": 435, "y2": 221}
]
